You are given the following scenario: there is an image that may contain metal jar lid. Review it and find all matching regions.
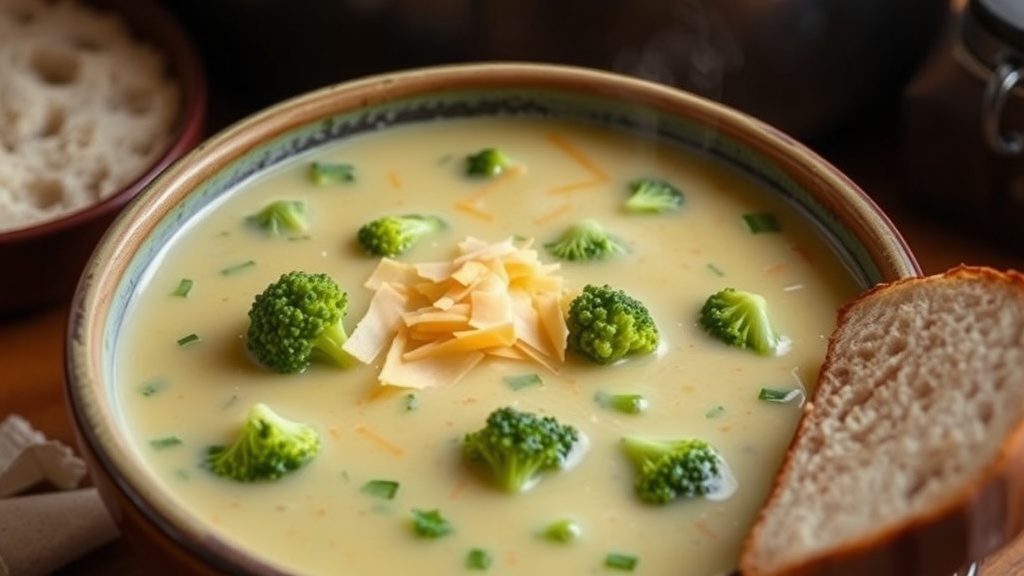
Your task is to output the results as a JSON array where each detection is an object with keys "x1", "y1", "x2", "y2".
[{"x1": 962, "y1": 0, "x2": 1024, "y2": 156}]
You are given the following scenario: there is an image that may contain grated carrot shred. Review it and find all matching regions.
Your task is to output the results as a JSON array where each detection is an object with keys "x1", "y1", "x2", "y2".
[
  {"x1": 543, "y1": 131, "x2": 610, "y2": 195},
  {"x1": 388, "y1": 171, "x2": 402, "y2": 189},
  {"x1": 533, "y1": 201, "x2": 574, "y2": 225},
  {"x1": 354, "y1": 424, "x2": 406, "y2": 457},
  {"x1": 454, "y1": 199, "x2": 496, "y2": 221},
  {"x1": 545, "y1": 178, "x2": 606, "y2": 196}
]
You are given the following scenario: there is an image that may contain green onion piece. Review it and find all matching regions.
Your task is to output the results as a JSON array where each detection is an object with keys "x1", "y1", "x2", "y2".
[
  {"x1": 503, "y1": 373, "x2": 543, "y2": 391},
  {"x1": 149, "y1": 436, "x2": 183, "y2": 450},
  {"x1": 411, "y1": 508, "x2": 453, "y2": 538},
  {"x1": 465, "y1": 548, "x2": 492, "y2": 570},
  {"x1": 705, "y1": 263, "x2": 725, "y2": 277},
  {"x1": 220, "y1": 260, "x2": 256, "y2": 275},
  {"x1": 541, "y1": 518, "x2": 581, "y2": 543},
  {"x1": 360, "y1": 479, "x2": 400, "y2": 500},
  {"x1": 595, "y1": 391, "x2": 648, "y2": 415},
  {"x1": 176, "y1": 333, "x2": 201, "y2": 347},
  {"x1": 309, "y1": 161, "x2": 356, "y2": 185},
  {"x1": 705, "y1": 405, "x2": 726, "y2": 419},
  {"x1": 743, "y1": 212, "x2": 781, "y2": 234},
  {"x1": 403, "y1": 393, "x2": 419, "y2": 411},
  {"x1": 171, "y1": 278, "x2": 194, "y2": 297},
  {"x1": 758, "y1": 387, "x2": 803, "y2": 404},
  {"x1": 605, "y1": 552, "x2": 638, "y2": 571},
  {"x1": 138, "y1": 378, "x2": 167, "y2": 397},
  {"x1": 221, "y1": 395, "x2": 239, "y2": 410}
]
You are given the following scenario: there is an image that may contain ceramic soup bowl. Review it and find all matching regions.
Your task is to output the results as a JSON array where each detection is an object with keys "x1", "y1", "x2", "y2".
[{"x1": 65, "y1": 63, "x2": 918, "y2": 575}]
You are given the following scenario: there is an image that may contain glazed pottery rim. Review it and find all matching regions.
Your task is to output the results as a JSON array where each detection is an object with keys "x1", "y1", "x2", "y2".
[{"x1": 66, "y1": 61, "x2": 920, "y2": 574}]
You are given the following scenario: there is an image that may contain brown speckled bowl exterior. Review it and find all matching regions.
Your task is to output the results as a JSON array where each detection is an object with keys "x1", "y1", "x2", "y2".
[
  {"x1": 0, "y1": 0, "x2": 207, "y2": 316},
  {"x1": 65, "y1": 63, "x2": 920, "y2": 575}
]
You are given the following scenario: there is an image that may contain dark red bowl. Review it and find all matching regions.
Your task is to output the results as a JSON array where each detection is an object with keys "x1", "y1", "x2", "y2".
[{"x1": 0, "y1": 0, "x2": 207, "y2": 316}]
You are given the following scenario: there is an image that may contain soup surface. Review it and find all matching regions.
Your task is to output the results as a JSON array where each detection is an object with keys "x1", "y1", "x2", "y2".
[{"x1": 115, "y1": 116, "x2": 861, "y2": 575}]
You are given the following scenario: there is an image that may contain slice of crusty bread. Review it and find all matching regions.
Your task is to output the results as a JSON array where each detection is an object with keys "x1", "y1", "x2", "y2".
[{"x1": 740, "y1": 264, "x2": 1024, "y2": 576}]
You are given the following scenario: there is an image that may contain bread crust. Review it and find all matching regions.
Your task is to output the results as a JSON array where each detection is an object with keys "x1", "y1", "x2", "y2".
[{"x1": 739, "y1": 265, "x2": 1024, "y2": 576}]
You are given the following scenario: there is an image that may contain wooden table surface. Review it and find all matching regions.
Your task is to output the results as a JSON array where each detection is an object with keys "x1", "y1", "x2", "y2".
[{"x1": 3, "y1": 107, "x2": 1024, "y2": 575}]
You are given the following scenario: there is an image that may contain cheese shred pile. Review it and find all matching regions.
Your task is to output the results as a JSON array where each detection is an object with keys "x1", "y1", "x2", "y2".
[{"x1": 342, "y1": 237, "x2": 570, "y2": 389}]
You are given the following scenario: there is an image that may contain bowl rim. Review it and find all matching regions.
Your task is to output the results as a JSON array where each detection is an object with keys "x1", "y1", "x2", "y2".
[
  {"x1": 65, "y1": 61, "x2": 921, "y2": 574},
  {"x1": 0, "y1": 0, "x2": 208, "y2": 242}
]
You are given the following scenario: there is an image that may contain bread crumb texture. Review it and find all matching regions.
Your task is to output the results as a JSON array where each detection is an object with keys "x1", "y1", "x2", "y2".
[
  {"x1": 743, "y1": 266, "x2": 1024, "y2": 574},
  {"x1": 0, "y1": 0, "x2": 180, "y2": 232}
]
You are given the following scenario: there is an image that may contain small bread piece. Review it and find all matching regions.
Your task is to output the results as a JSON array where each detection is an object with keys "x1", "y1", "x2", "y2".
[
  {"x1": 0, "y1": 0, "x2": 181, "y2": 232},
  {"x1": 740, "y1": 265, "x2": 1024, "y2": 576}
]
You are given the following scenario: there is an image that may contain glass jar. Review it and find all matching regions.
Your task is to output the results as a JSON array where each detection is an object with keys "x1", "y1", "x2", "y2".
[{"x1": 901, "y1": 0, "x2": 1024, "y2": 251}]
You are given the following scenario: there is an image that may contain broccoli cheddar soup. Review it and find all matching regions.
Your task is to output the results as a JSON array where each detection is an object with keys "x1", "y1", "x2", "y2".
[{"x1": 115, "y1": 116, "x2": 861, "y2": 575}]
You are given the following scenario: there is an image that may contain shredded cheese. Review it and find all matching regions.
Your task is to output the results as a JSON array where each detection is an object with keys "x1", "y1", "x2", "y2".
[{"x1": 343, "y1": 237, "x2": 569, "y2": 389}]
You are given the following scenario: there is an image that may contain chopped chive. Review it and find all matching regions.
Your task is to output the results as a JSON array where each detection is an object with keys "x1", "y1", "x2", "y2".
[
  {"x1": 595, "y1": 391, "x2": 648, "y2": 415},
  {"x1": 465, "y1": 548, "x2": 492, "y2": 570},
  {"x1": 403, "y1": 393, "x2": 419, "y2": 411},
  {"x1": 138, "y1": 378, "x2": 167, "y2": 397},
  {"x1": 758, "y1": 387, "x2": 803, "y2": 404},
  {"x1": 221, "y1": 394, "x2": 239, "y2": 410},
  {"x1": 360, "y1": 479, "x2": 400, "y2": 500},
  {"x1": 605, "y1": 552, "x2": 638, "y2": 571},
  {"x1": 541, "y1": 518, "x2": 581, "y2": 543},
  {"x1": 220, "y1": 260, "x2": 256, "y2": 275},
  {"x1": 171, "y1": 278, "x2": 194, "y2": 297},
  {"x1": 705, "y1": 263, "x2": 725, "y2": 277},
  {"x1": 503, "y1": 373, "x2": 543, "y2": 391},
  {"x1": 309, "y1": 161, "x2": 356, "y2": 185},
  {"x1": 176, "y1": 333, "x2": 201, "y2": 347},
  {"x1": 174, "y1": 468, "x2": 191, "y2": 481},
  {"x1": 743, "y1": 212, "x2": 781, "y2": 234},
  {"x1": 149, "y1": 436, "x2": 183, "y2": 450},
  {"x1": 411, "y1": 508, "x2": 453, "y2": 538},
  {"x1": 705, "y1": 405, "x2": 726, "y2": 419}
]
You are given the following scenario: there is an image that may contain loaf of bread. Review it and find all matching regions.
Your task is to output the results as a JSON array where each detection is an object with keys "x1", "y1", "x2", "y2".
[
  {"x1": 740, "y1": 265, "x2": 1024, "y2": 576},
  {"x1": 0, "y1": 0, "x2": 180, "y2": 233}
]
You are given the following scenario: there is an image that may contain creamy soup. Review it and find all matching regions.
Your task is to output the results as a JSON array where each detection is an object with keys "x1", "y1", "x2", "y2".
[{"x1": 115, "y1": 116, "x2": 861, "y2": 575}]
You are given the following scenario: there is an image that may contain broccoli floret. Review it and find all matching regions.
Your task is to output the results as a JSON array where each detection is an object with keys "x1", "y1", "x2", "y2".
[
  {"x1": 246, "y1": 199, "x2": 308, "y2": 237},
  {"x1": 543, "y1": 219, "x2": 628, "y2": 262},
  {"x1": 245, "y1": 270, "x2": 357, "y2": 373},
  {"x1": 620, "y1": 436, "x2": 725, "y2": 504},
  {"x1": 465, "y1": 147, "x2": 515, "y2": 177},
  {"x1": 463, "y1": 406, "x2": 584, "y2": 493},
  {"x1": 699, "y1": 287, "x2": 789, "y2": 356},
  {"x1": 566, "y1": 284, "x2": 659, "y2": 364},
  {"x1": 356, "y1": 214, "x2": 446, "y2": 257},
  {"x1": 624, "y1": 178, "x2": 684, "y2": 213},
  {"x1": 205, "y1": 403, "x2": 321, "y2": 483}
]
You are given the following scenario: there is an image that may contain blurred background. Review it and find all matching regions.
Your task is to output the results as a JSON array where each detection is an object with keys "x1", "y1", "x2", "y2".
[{"x1": 162, "y1": 0, "x2": 948, "y2": 142}]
